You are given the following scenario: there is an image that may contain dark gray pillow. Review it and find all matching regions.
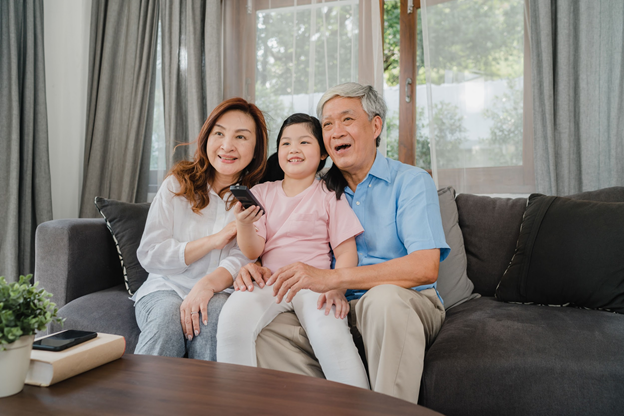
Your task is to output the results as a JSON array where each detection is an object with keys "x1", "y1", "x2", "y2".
[
  {"x1": 436, "y1": 187, "x2": 478, "y2": 309},
  {"x1": 495, "y1": 194, "x2": 624, "y2": 313},
  {"x1": 455, "y1": 193, "x2": 527, "y2": 297},
  {"x1": 94, "y1": 197, "x2": 151, "y2": 295}
]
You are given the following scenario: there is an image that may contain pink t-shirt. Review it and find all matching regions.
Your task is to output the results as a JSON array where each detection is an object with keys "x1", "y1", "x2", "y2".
[{"x1": 251, "y1": 180, "x2": 364, "y2": 274}]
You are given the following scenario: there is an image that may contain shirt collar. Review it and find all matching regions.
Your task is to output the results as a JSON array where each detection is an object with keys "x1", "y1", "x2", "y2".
[
  {"x1": 344, "y1": 150, "x2": 391, "y2": 195},
  {"x1": 368, "y1": 151, "x2": 392, "y2": 183},
  {"x1": 208, "y1": 183, "x2": 222, "y2": 197}
]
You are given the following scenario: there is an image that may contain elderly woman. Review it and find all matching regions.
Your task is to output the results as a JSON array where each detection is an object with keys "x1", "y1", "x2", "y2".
[{"x1": 133, "y1": 98, "x2": 268, "y2": 360}]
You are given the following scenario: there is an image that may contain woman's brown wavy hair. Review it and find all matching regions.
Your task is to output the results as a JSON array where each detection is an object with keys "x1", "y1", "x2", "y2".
[{"x1": 168, "y1": 98, "x2": 268, "y2": 213}]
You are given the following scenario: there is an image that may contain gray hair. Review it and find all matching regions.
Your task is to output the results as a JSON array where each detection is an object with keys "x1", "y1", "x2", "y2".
[{"x1": 316, "y1": 83, "x2": 387, "y2": 146}]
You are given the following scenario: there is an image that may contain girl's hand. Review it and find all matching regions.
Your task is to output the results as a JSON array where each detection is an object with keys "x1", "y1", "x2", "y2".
[
  {"x1": 180, "y1": 277, "x2": 216, "y2": 340},
  {"x1": 317, "y1": 290, "x2": 349, "y2": 319},
  {"x1": 211, "y1": 221, "x2": 237, "y2": 250},
  {"x1": 233, "y1": 202, "x2": 263, "y2": 226}
]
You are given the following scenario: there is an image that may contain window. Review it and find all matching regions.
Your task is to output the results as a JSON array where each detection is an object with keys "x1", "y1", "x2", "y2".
[
  {"x1": 419, "y1": 0, "x2": 534, "y2": 194},
  {"x1": 385, "y1": 0, "x2": 533, "y2": 194},
  {"x1": 254, "y1": 0, "x2": 360, "y2": 154},
  {"x1": 224, "y1": 0, "x2": 383, "y2": 154},
  {"x1": 221, "y1": 0, "x2": 533, "y2": 194}
]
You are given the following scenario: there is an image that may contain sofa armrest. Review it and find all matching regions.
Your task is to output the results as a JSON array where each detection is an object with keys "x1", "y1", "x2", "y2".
[{"x1": 34, "y1": 219, "x2": 124, "y2": 308}]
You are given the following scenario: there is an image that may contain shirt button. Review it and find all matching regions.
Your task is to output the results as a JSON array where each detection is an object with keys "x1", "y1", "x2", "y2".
[
  {"x1": 368, "y1": 184, "x2": 372, "y2": 187},
  {"x1": 356, "y1": 201, "x2": 361, "y2": 205}
]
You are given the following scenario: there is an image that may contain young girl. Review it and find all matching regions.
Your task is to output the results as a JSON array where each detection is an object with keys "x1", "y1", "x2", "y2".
[{"x1": 216, "y1": 114, "x2": 369, "y2": 389}]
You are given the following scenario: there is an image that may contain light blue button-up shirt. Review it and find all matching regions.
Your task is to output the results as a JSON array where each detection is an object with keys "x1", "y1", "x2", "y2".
[{"x1": 342, "y1": 151, "x2": 450, "y2": 302}]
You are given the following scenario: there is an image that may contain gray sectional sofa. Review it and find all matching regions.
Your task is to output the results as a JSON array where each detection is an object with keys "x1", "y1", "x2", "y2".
[{"x1": 34, "y1": 187, "x2": 624, "y2": 416}]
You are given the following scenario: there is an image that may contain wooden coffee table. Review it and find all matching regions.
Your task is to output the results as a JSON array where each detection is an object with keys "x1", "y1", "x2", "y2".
[{"x1": 0, "y1": 354, "x2": 442, "y2": 415}]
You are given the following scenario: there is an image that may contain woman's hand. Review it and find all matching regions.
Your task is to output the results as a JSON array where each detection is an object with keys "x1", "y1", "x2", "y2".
[
  {"x1": 184, "y1": 221, "x2": 237, "y2": 265},
  {"x1": 234, "y1": 262, "x2": 272, "y2": 292},
  {"x1": 317, "y1": 290, "x2": 349, "y2": 319},
  {"x1": 211, "y1": 221, "x2": 238, "y2": 250},
  {"x1": 233, "y1": 202, "x2": 263, "y2": 226},
  {"x1": 180, "y1": 277, "x2": 216, "y2": 340}
]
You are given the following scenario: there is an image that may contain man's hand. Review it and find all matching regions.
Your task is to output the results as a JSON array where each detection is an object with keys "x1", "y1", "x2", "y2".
[
  {"x1": 317, "y1": 290, "x2": 349, "y2": 319},
  {"x1": 234, "y1": 262, "x2": 272, "y2": 292},
  {"x1": 180, "y1": 277, "x2": 215, "y2": 340},
  {"x1": 268, "y1": 262, "x2": 334, "y2": 303}
]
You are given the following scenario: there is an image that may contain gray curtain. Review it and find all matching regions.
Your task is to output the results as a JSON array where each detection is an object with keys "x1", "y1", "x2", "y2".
[
  {"x1": 160, "y1": 0, "x2": 222, "y2": 167},
  {"x1": 0, "y1": 0, "x2": 52, "y2": 282},
  {"x1": 79, "y1": 0, "x2": 160, "y2": 218},
  {"x1": 531, "y1": 0, "x2": 624, "y2": 195}
]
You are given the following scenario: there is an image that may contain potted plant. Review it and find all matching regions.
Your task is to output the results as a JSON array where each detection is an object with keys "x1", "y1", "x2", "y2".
[{"x1": 0, "y1": 274, "x2": 62, "y2": 397}]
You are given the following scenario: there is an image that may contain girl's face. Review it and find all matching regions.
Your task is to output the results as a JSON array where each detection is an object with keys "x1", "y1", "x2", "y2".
[
  {"x1": 278, "y1": 123, "x2": 326, "y2": 180},
  {"x1": 206, "y1": 110, "x2": 257, "y2": 184}
]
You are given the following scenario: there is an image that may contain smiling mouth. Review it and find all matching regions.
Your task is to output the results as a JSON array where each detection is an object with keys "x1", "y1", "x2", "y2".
[
  {"x1": 334, "y1": 144, "x2": 351, "y2": 152},
  {"x1": 288, "y1": 158, "x2": 304, "y2": 163},
  {"x1": 219, "y1": 155, "x2": 237, "y2": 161}
]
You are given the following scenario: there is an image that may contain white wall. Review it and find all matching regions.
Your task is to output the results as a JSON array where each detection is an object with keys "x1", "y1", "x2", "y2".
[{"x1": 44, "y1": 0, "x2": 92, "y2": 219}]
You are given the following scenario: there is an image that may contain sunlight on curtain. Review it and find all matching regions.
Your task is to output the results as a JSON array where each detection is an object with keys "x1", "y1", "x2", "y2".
[
  {"x1": 421, "y1": 0, "x2": 533, "y2": 195},
  {"x1": 255, "y1": 0, "x2": 383, "y2": 155},
  {"x1": 149, "y1": 22, "x2": 166, "y2": 201}
]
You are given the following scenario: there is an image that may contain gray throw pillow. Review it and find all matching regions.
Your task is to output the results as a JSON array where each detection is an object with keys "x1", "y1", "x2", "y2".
[
  {"x1": 94, "y1": 197, "x2": 151, "y2": 296},
  {"x1": 436, "y1": 187, "x2": 478, "y2": 309}
]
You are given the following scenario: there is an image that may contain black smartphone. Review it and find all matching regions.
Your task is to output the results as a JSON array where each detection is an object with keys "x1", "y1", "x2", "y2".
[
  {"x1": 33, "y1": 330, "x2": 98, "y2": 352},
  {"x1": 230, "y1": 185, "x2": 266, "y2": 214}
]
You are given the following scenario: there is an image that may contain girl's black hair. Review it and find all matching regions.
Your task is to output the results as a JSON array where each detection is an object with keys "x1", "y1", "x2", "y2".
[
  {"x1": 260, "y1": 113, "x2": 348, "y2": 200},
  {"x1": 259, "y1": 152, "x2": 284, "y2": 183},
  {"x1": 321, "y1": 163, "x2": 348, "y2": 200}
]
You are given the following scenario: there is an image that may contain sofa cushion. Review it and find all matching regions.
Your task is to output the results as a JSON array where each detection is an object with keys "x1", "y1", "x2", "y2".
[
  {"x1": 455, "y1": 194, "x2": 527, "y2": 296},
  {"x1": 496, "y1": 194, "x2": 624, "y2": 313},
  {"x1": 436, "y1": 187, "x2": 478, "y2": 309},
  {"x1": 50, "y1": 284, "x2": 140, "y2": 353},
  {"x1": 421, "y1": 296, "x2": 624, "y2": 416},
  {"x1": 95, "y1": 197, "x2": 151, "y2": 295}
]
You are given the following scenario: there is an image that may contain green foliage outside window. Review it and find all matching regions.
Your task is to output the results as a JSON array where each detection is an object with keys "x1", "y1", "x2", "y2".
[{"x1": 386, "y1": 103, "x2": 467, "y2": 170}]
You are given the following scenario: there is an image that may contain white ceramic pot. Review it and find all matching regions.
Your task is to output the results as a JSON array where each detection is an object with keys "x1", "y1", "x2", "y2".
[{"x1": 0, "y1": 334, "x2": 35, "y2": 397}]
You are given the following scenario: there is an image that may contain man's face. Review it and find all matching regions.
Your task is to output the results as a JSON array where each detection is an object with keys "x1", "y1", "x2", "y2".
[{"x1": 321, "y1": 96, "x2": 382, "y2": 179}]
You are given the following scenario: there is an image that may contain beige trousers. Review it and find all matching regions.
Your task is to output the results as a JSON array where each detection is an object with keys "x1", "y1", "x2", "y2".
[{"x1": 256, "y1": 285, "x2": 446, "y2": 404}]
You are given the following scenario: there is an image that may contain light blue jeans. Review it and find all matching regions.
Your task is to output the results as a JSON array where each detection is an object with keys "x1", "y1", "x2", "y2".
[{"x1": 134, "y1": 290, "x2": 229, "y2": 361}]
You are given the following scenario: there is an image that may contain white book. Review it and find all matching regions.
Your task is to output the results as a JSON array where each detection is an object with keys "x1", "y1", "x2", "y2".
[{"x1": 26, "y1": 333, "x2": 126, "y2": 387}]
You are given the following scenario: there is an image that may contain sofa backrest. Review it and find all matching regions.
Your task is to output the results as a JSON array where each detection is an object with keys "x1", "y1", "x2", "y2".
[
  {"x1": 456, "y1": 186, "x2": 624, "y2": 297},
  {"x1": 455, "y1": 194, "x2": 527, "y2": 297},
  {"x1": 564, "y1": 186, "x2": 624, "y2": 202}
]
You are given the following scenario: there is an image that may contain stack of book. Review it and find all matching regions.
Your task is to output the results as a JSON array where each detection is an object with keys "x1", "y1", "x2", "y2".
[{"x1": 26, "y1": 333, "x2": 126, "y2": 387}]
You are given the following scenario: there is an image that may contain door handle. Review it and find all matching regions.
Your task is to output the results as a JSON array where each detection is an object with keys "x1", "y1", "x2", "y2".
[{"x1": 405, "y1": 78, "x2": 413, "y2": 103}]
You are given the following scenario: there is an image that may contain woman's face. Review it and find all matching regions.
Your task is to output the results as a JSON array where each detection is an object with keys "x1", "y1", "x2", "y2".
[
  {"x1": 206, "y1": 110, "x2": 257, "y2": 185},
  {"x1": 278, "y1": 123, "x2": 326, "y2": 180}
]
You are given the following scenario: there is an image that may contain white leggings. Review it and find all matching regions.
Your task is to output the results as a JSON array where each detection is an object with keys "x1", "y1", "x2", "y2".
[{"x1": 217, "y1": 285, "x2": 370, "y2": 389}]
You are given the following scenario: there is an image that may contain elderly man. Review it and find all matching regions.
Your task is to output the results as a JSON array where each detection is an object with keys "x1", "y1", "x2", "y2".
[{"x1": 235, "y1": 82, "x2": 450, "y2": 404}]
